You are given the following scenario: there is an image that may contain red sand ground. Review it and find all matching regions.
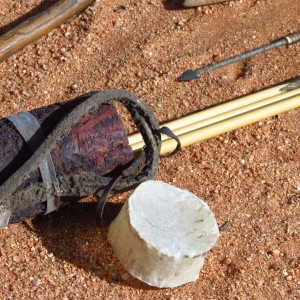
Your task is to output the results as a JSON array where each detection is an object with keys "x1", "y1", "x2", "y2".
[{"x1": 0, "y1": 0, "x2": 299, "y2": 299}]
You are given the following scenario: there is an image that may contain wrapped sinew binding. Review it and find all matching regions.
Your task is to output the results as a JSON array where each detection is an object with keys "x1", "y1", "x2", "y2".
[{"x1": 108, "y1": 180, "x2": 219, "y2": 288}]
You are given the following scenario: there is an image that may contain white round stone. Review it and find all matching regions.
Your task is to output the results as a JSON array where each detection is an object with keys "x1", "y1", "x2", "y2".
[{"x1": 108, "y1": 180, "x2": 219, "y2": 288}]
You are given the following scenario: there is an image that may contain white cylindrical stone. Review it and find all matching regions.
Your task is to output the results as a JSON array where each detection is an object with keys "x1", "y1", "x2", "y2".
[{"x1": 108, "y1": 180, "x2": 219, "y2": 288}]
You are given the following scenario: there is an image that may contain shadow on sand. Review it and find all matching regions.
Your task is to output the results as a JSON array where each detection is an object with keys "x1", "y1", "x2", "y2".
[{"x1": 30, "y1": 200, "x2": 156, "y2": 290}]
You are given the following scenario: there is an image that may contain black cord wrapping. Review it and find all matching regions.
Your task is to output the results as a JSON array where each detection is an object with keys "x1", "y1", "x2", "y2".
[
  {"x1": 0, "y1": 90, "x2": 182, "y2": 225},
  {"x1": 95, "y1": 128, "x2": 181, "y2": 226},
  {"x1": 159, "y1": 126, "x2": 181, "y2": 158}
]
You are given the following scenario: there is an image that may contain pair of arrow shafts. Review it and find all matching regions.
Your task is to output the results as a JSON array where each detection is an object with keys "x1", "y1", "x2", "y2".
[{"x1": 129, "y1": 78, "x2": 300, "y2": 155}]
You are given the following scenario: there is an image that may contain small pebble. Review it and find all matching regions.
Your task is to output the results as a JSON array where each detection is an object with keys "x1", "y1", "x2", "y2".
[
  {"x1": 177, "y1": 19, "x2": 186, "y2": 27},
  {"x1": 31, "y1": 278, "x2": 41, "y2": 286},
  {"x1": 22, "y1": 91, "x2": 30, "y2": 97},
  {"x1": 61, "y1": 48, "x2": 71, "y2": 58},
  {"x1": 271, "y1": 249, "x2": 280, "y2": 257},
  {"x1": 182, "y1": 99, "x2": 189, "y2": 107},
  {"x1": 121, "y1": 273, "x2": 129, "y2": 281},
  {"x1": 71, "y1": 83, "x2": 78, "y2": 90},
  {"x1": 258, "y1": 280, "x2": 264, "y2": 287},
  {"x1": 269, "y1": 262, "x2": 280, "y2": 270},
  {"x1": 12, "y1": 255, "x2": 19, "y2": 262},
  {"x1": 282, "y1": 270, "x2": 288, "y2": 276}
]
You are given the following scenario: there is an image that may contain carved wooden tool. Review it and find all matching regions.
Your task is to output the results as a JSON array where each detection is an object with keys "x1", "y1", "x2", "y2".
[{"x1": 0, "y1": 0, "x2": 94, "y2": 63}]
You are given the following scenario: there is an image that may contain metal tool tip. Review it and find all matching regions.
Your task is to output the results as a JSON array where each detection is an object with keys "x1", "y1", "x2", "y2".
[
  {"x1": 279, "y1": 77, "x2": 300, "y2": 91},
  {"x1": 178, "y1": 69, "x2": 199, "y2": 81}
]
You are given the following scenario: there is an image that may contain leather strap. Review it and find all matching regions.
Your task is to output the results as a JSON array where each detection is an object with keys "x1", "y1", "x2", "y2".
[{"x1": 7, "y1": 111, "x2": 59, "y2": 214}]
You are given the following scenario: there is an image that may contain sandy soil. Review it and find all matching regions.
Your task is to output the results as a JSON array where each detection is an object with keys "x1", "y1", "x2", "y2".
[{"x1": 0, "y1": 0, "x2": 299, "y2": 299}]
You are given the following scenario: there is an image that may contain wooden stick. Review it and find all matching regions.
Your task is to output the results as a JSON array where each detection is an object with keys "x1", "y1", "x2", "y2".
[
  {"x1": 182, "y1": 0, "x2": 230, "y2": 7},
  {"x1": 130, "y1": 94, "x2": 300, "y2": 154},
  {"x1": 128, "y1": 78, "x2": 300, "y2": 146},
  {"x1": 130, "y1": 88, "x2": 300, "y2": 150},
  {"x1": 0, "y1": 0, "x2": 94, "y2": 63}
]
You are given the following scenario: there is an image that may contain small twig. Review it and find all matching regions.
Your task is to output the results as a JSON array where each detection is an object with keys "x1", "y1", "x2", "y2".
[{"x1": 219, "y1": 220, "x2": 230, "y2": 231}]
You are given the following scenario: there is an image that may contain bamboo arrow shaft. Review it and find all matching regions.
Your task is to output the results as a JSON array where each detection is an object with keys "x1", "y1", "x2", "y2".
[
  {"x1": 166, "y1": 88, "x2": 300, "y2": 136},
  {"x1": 159, "y1": 95, "x2": 300, "y2": 155},
  {"x1": 0, "y1": 0, "x2": 93, "y2": 63}
]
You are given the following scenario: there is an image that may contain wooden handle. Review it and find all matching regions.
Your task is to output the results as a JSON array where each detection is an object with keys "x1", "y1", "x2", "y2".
[
  {"x1": 0, "y1": 0, "x2": 94, "y2": 63},
  {"x1": 182, "y1": 0, "x2": 230, "y2": 7}
]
